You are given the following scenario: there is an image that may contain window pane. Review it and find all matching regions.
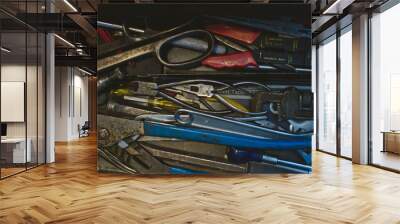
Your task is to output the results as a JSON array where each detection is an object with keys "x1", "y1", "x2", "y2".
[
  {"x1": 1, "y1": 31, "x2": 28, "y2": 177},
  {"x1": 340, "y1": 29, "x2": 352, "y2": 158},
  {"x1": 318, "y1": 37, "x2": 337, "y2": 154},
  {"x1": 371, "y1": 4, "x2": 400, "y2": 171}
]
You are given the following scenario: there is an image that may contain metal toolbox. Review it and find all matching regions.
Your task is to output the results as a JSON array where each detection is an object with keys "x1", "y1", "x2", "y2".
[{"x1": 97, "y1": 3, "x2": 313, "y2": 175}]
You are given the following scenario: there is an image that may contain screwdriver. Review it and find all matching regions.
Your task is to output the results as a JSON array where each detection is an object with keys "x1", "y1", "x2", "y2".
[
  {"x1": 112, "y1": 87, "x2": 246, "y2": 113},
  {"x1": 113, "y1": 88, "x2": 188, "y2": 112},
  {"x1": 226, "y1": 148, "x2": 311, "y2": 173},
  {"x1": 125, "y1": 96, "x2": 181, "y2": 112}
]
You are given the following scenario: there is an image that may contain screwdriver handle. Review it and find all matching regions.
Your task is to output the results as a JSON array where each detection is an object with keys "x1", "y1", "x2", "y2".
[
  {"x1": 202, "y1": 51, "x2": 258, "y2": 69},
  {"x1": 227, "y1": 148, "x2": 311, "y2": 173},
  {"x1": 227, "y1": 148, "x2": 263, "y2": 164}
]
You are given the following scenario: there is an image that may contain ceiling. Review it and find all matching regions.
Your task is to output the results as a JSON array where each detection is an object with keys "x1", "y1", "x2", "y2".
[{"x1": 0, "y1": 0, "x2": 393, "y2": 73}]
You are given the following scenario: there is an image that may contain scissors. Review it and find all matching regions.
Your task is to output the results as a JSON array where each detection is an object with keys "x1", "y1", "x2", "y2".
[
  {"x1": 98, "y1": 24, "x2": 293, "y2": 71},
  {"x1": 155, "y1": 24, "x2": 288, "y2": 70}
]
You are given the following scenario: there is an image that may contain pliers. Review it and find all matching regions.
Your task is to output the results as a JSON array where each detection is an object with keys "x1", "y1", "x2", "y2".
[{"x1": 126, "y1": 79, "x2": 273, "y2": 116}]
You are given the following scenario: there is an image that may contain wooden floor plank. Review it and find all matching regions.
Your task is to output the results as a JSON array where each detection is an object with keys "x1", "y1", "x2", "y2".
[{"x1": 1, "y1": 135, "x2": 400, "y2": 224}]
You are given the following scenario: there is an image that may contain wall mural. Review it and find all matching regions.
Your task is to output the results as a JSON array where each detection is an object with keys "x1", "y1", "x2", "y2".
[{"x1": 97, "y1": 4, "x2": 312, "y2": 175}]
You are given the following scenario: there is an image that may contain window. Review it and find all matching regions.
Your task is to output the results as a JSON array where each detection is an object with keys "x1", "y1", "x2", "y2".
[
  {"x1": 317, "y1": 36, "x2": 337, "y2": 154},
  {"x1": 370, "y1": 3, "x2": 400, "y2": 171},
  {"x1": 339, "y1": 27, "x2": 352, "y2": 158}
]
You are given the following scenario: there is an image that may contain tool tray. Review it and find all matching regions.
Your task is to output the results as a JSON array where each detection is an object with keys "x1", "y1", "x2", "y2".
[{"x1": 97, "y1": 3, "x2": 313, "y2": 175}]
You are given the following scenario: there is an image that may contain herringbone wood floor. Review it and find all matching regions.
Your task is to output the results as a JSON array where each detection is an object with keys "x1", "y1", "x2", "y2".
[{"x1": 1, "y1": 136, "x2": 400, "y2": 224}]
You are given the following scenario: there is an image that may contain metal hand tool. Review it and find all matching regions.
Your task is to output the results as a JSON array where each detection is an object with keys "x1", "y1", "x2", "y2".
[
  {"x1": 106, "y1": 101, "x2": 155, "y2": 117},
  {"x1": 123, "y1": 95, "x2": 182, "y2": 112},
  {"x1": 251, "y1": 87, "x2": 313, "y2": 120},
  {"x1": 134, "y1": 22, "x2": 287, "y2": 70},
  {"x1": 252, "y1": 117, "x2": 313, "y2": 134},
  {"x1": 136, "y1": 114, "x2": 182, "y2": 123},
  {"x1": 199, "y1": 23, "x2": 309, "y2": 71},
  {"x1": 171, "y1": 37, "x2": 226, "y2": 55},
  {"x1": 98, "y1": 21, "x2": 145, "y2": 33},
  {"x1": 98, "y1": 135, "x2": 142, "y2": 174},
  {"x1": 98, "y1": 146, "x2": 138, "y2": 175},
  {"x1": 121, "y1": 17, "x2": 198, "y2": 44},
  {"x1": 98, "y1": 29, "x2": 217, "y2": 71},
  {"x1": 208, "y1": 30, "x2": 310, "y2": 70},
  {"x1": 116, "y1": 91, "x2": 227, "y2": 113},
  {"x1": 296, "y1": 150, "x2": 312, "y2": 165},
  {"x1": 140, "y1": 121, "x2": 311, "y2": 151},
  {"x1": 168, "y1": 167, "x2": 208, "y2": 174},
  {"x1": 135, "y1": 113, "x2": 268, "y2": 124},
  {"x1": 169, "y1": 85, "x2": 249, "y2": 113},
  {"x1": 123, "y1": 80, "x2": 231, "y2": 115},
  {"x1": 99, "y1": 24, "x2": 307, "y2": 72},
  {"x1": 253, "y1": 118, "x2": 290, "y2": 132},
  {"x1": 135, "y1": 113, "x2": 297, "y2": 136},
  {"x1": 139, "y1": 140, "x2": 228, "y2": 159},
  {"x1": 203, "y1": 15, "x2": 310, "y2": 38},
  {"x1": 140, "y1": 142, "x2": 247, "y2": 173},
  {"x1": 99, "y1": 134, "x2": 209, "y2": 174},
  {"x1": 174, "y1": 109, "x2": 311, "y2": 140},
  {"x1": 288, "y1": 119, "x2": 313, "y2": 133},
  {"x1": 200, "y1": 43, "x2": 290, "y2": 71},
  {"x1": 98, "y1": 68, "x2": 127, "y2": 93},
  {"x1": 98, "y1": 21, "x2": 227, "y2": 55},
  {"x1": 127, "y1": 79, "x2": 272, "y2": 116},
  {"x1": 227, "y1": 148, "x2": 311, "y2": 174},
  {"x1": 112, "y1": 86, "x2": 236, "y2": 112},
  {"x1": 97, "y1": 28, "x2": 113, "y2": 43}
]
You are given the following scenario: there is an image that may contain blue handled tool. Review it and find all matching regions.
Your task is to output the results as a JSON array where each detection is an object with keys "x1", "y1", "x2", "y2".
[
  {"x1": 169, "y1": 167, "x2": 208, "y2": 174},
  {"x1": 141, "y1": 121, "x2": 311, "y2": 151},
  {"x1": 227, "y1": 148, "x2": 311, "y2": 174},
  {"x1": 297, "y1": 149, "x2": 312, "y2": 165}
]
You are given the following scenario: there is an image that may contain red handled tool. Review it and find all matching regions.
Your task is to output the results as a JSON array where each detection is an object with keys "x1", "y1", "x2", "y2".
[
  {"x1": 99, "y1": 22, "x2": 297, "y2": 71},
  {"x1": 154, "y1": 24, "x2": 287, "y2": 70},
  {"x1": 201, "y1": 51, "x2": 258, "y2": 69},
  {"x1": 205, "y1": 24, "x2": 261, "y2": 44},
  {"x1": 97, "y1": 28, "x2": 113, "y2": 43},
  {"x1": 202, "y1": 23, "x2": 288, "y2": 70}
]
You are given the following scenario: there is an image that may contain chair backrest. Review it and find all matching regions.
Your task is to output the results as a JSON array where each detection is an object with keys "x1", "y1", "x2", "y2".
[{"x1": 82, "y1": 121, "x2": 90, "y2": 129}]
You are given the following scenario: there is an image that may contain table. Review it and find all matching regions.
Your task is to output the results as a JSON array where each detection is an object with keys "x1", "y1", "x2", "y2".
[
  {"x1": 1, "y1": 138, "x2": 31, "y2": 164},
  {"x1": 382, "y1": 131, "x2": 400, "y2": 154}
]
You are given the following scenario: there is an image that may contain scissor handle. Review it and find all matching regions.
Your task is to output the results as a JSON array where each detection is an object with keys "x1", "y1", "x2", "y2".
[{"x1": 155, "y1": 29, "x2": 215, "y2": 68}]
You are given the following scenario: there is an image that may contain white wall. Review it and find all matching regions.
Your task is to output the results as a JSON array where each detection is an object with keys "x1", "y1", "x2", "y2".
[
  {"x1": 54, "y1": 67, "x2": 89, "y2": 141},
  {"x1": 55, "y1": 67, "x2": 69, "y2": 141},
  {"x1": 1, "y1": 64, "x2": 28, "y2": 138},
  {"x1": 72, "y1": 73, "x2": 89, "y2": 138},
  {"x1": 1, "y1": 64, "x2": 26, "y2": 141}
]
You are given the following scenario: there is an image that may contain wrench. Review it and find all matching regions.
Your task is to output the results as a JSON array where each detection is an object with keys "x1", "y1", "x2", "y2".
[
  {"x1": 140, "y1": 121, "x2": 311, "y2": 151},
  {"x1": 174, "y1": 109, "x2": 311, "y2": 140},
  {"x1": 135, "y1": 113, "x2": 269, "y2": 123}
]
